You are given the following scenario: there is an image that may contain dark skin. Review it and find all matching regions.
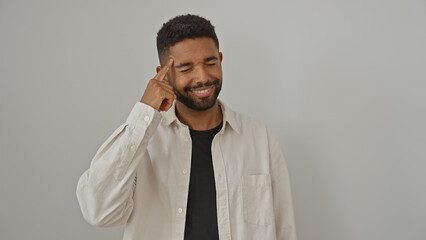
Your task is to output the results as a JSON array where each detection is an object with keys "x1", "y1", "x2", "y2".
[
  {"x1": 141, "y1": 37, "x2": 223, "y2": 130},
  {"x1": 140, "y1": 58, "x2": 176, "y2": 112}
]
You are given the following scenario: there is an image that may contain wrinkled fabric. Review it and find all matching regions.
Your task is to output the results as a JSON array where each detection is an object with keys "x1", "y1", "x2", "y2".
[{"x1": 76, "y1": 100, "x2": 296, "y2": 240}]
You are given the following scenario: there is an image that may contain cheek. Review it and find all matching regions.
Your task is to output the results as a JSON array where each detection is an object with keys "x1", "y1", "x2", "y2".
[
  {"x1": 173, "y1": 75, "x2": 191, "y2": 89},
  {"x1": 211, "y1": 66, "x2": 223, "y2": 77}
]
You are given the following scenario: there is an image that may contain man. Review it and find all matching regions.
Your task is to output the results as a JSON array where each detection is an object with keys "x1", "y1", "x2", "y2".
[{"x1": 77, "y1": 14, "x2": 296, "y2": 240}]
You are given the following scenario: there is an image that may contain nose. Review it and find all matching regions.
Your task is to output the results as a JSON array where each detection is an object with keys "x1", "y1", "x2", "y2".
[{"x1": 192, "y1": 65, "x2": 209, "y2": 85}]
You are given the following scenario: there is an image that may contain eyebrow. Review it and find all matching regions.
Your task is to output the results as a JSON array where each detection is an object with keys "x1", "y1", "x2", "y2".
[
  {"x1": 205, "y1": 56, "x2": 218, "y2": 62},
  {"x1": 175, "y1": 62, "x2": 191, "y2": 69},
  {"x1": 174, "y1": 56, "x2": 218, "y2": 69}
]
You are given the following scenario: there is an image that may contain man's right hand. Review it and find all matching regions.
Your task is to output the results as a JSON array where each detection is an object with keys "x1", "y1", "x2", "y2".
[{"x1": 140, "y1": 59, "x2": 176, "y2": 112}]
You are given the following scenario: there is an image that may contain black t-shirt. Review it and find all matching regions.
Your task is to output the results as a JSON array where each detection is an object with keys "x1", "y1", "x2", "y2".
[{"x1": 184, "y1": 122, "x2": 223, "y2": 240}]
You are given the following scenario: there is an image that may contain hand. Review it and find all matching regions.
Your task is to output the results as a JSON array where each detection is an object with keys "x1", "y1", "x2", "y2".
[{"x1": 140, "y1": 59, "x2": 176, "y2": 111}]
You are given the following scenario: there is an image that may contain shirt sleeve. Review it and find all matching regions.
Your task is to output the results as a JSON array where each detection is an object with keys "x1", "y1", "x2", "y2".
[
  {"x1": 76, "y1": 102, "x2": 162, "y2": 227},
  {"x1": 268, "y1": 129, "x2": 297, "y2": 240}
]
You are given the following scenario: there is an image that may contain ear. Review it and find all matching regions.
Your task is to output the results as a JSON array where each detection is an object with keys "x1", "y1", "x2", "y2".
[
  {"x1": 219, "y1": 52, "x2": 223, "y2": 63},
  {"x1": 156, "y1": 66, "x2": 161, "y2": 73}
]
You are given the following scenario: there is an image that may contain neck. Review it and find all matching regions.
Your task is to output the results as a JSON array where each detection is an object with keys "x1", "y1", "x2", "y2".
[{"x1": 175, "y1": 101, "x2": 223, "y2": 131}]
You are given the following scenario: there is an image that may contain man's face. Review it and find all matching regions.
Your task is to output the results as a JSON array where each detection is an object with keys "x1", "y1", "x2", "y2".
[{"x1": 166, "y1": 37, "x2": 223, "y2": 111}]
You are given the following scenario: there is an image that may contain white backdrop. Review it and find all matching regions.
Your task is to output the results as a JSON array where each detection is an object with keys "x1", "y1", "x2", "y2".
[{"x1": 1, "y1": 0, "x2": 425, "y2": 239}]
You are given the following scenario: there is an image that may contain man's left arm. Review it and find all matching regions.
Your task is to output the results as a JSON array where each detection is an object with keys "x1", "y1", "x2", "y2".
[{"x1": 268, "y1": 129, "x2": 297, "y2": 240}]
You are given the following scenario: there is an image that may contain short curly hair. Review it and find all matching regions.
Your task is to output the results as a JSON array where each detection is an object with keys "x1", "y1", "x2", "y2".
[{"x1": 156, "y1": 14, "x2": 219, "y2": 63}]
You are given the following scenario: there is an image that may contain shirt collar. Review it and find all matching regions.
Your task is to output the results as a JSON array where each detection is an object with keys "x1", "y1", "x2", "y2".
[{"x1": 161, "y1": 99, "x2": 240, "y2": 134}]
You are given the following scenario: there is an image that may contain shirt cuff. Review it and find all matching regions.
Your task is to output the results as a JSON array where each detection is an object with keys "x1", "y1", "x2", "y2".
[{"x1": 125, "y1": 102, "x2": 162, "y2": 136}]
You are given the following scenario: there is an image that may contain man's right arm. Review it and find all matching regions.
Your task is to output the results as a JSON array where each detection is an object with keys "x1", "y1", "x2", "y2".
[
  {"x1": 76, "y1": 59, "x2": 176, "y2": 227},
  {"x1": 76, "y1": 102, "x2": 161, "y2": 227}
]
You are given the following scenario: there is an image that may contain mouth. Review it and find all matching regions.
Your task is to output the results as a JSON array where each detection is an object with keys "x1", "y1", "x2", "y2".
[{"x1": 189, "y1": 87, "x2": 213, "y2": 97}]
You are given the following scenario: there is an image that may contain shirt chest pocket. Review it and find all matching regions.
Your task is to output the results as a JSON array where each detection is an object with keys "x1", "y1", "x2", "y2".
[{"x1": 241, "y1": 174, "x2": 275, "y2": 226}]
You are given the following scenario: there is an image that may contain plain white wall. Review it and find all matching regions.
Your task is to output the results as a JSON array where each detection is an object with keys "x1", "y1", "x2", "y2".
[{"x1": 1, "y1": 0, "x2": 425, "y2": 239}]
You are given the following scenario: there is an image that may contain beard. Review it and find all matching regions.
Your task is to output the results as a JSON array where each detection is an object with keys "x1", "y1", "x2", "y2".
[{"x1": 173, "y1": 79, "x2": 222, "y2": 111}]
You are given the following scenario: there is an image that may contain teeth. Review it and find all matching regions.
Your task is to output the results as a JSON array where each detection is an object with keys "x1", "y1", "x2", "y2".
[{"x1": 192, "y1": 88, "x2": 210, "y2": 94}]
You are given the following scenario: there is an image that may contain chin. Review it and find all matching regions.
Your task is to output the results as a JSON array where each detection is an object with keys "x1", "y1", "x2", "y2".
[{"x1": 175, "y1": 80, "x2": 222, "y2": 111}]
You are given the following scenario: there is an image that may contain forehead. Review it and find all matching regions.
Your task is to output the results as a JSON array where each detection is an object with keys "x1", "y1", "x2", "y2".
[{"x1": 169, "y1": 37, "x2": 219, "y2": 62}]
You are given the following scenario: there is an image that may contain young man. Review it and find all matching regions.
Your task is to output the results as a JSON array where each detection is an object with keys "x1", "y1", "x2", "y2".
[{"x1": 77, "y1": 14, "x2": 296, "y2": 240}]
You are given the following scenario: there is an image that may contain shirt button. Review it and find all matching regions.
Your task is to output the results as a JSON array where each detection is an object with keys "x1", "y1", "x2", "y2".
[
  {"x1": 144, "y1": 116, "x2": 150, "y2": 122},
  {"x1": 177, "y1": 208, "x2": 183, "y2": 213},
  {"x1": 182, "y1": 169, "x2": 187, "y2": 174},
  {"x1": 130, "y1": 145, "x2": 135, "y2": 151},
  {"x1": 184, "y1": 137, "x2": 189, "y2": 142}
]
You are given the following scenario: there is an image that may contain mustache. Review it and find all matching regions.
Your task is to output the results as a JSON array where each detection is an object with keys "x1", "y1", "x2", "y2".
[{"x1": 184, "y1": 79, "x2": 220, "y2": 92}]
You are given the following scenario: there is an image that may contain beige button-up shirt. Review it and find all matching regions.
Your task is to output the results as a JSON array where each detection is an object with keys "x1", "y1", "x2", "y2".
[{"x1": 76, "y1": 100, "x2": 296, "y2": 240}]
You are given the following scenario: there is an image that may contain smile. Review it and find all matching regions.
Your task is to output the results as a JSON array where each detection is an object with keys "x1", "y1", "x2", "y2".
[{"x1": 190, "y1": 87, "x2": 213, "y2": 97}]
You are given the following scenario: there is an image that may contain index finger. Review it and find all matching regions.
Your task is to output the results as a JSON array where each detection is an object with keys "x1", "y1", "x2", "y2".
[{"x1": 154, "y1": 58, "x2": 173, "y2": 82}]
